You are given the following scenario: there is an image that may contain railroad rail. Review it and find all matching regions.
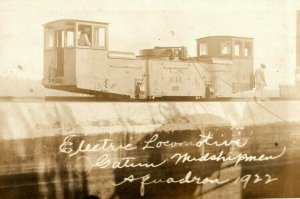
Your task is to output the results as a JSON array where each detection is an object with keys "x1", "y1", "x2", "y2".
[{"x1": 0, "y1": 96, "x2": 299, "y2": 102}]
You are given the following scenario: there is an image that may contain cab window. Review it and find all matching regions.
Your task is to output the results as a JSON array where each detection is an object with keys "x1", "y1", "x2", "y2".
[
  {"x1": 94, "y1": 26, "x2": 106, "y2": 48},
  {"x1": 56, "y1": 30, "x2": 64, "y2": 48},
  {"x1": 199, "y1": 43, "x2": 208, "y2": 56},
  {"x1": 45, "y1": 29, "x2": 55, "y2": 49},
  {"x1": 234, "y1": 40, "x2": 242, "y2": 56},
  {"x1": 66, "y1": 29, "x2": 74, "y2": 47},
  {"x1": 244, "y1": 41, "x2": 252, "y2": 56},
  {"x1": 220, "y1": 41, "x2": 231, "y2": 55},
  {"x1": 77, "y1": 25, "x2": 92, "y2": 47}
]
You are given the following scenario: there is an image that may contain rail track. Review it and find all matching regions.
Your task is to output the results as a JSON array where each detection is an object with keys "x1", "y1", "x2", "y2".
[{"x1": 0, "y1": 96, "x2": 299, "y2": 102}]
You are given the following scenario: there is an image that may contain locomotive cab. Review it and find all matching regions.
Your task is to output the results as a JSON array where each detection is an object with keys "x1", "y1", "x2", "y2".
[
  {"x1": 43, "y1": 19, "x2": 109, "y2": 93},
  {"x1": 196, "y1": 36, "x2": 254, "y2": 96}
]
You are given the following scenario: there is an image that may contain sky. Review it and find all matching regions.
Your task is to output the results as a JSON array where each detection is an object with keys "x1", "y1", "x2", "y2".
[{"x1": 0, "y1": 0, "x2": 299, "y2": 88}]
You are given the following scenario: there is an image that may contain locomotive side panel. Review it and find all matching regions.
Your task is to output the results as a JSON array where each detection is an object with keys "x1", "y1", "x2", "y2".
[
  {"x1": 75, "y1": 49, "x2": 108, "y2": 92},
  {"x1": 232, "y1": 59, "x2": 254, "y2": 92},
  {"x1": 189, "y1": 62, "x2": 210, "y2": 97},
  {"x1": 107, "y1": 58, "x2": 146, "y2": 98},
  {"x1": 63, "y1": 48, "x2": 76, "y2": 85},
  {"x1": 147, "y1": 60, "x2": 207, "y2": 98},
  {"x1": 145, "y1": 60, "x2": 162, "y2": 97},
  {"x1": 209, "y1": 63, "x2": 233, "y2": 97}
]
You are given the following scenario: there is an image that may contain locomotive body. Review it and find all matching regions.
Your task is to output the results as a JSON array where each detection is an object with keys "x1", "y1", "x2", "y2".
[{"x1": 43, "y1": 19, "x2": 253, "y2": 99}]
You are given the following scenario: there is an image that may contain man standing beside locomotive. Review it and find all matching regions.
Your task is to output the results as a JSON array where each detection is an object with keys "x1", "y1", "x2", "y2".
[{"x1": 254, "y1": 64, "x2": 267, "y2": 101}]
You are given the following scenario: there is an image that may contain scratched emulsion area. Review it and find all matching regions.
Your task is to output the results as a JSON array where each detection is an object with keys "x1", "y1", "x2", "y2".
[{"x1": 0, "y1": 102, "x2": 300, "y2": 199}]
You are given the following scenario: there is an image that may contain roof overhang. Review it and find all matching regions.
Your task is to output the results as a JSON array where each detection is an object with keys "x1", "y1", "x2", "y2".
[{"x1": 43, "y1": 19, "x2": 109, "y2": 29}]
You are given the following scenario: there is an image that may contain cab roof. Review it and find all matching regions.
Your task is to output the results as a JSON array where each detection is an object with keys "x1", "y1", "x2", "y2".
[
  {"x1": 43, "y1": 19, "x2": 109, "y2": 29},
  {"x1": 196, "y1": 35, "x2": 253, "y2": 41}
]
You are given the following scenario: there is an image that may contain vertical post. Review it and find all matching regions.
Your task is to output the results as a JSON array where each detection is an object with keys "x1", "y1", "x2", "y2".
[{"x1": 296, "y1": 11, "x2": 300, "y2": 91}]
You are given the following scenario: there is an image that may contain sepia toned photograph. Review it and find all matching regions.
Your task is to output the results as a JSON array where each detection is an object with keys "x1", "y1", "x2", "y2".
[{"x1": 0, "y1": 0, "x2": 300, "y2": 198}]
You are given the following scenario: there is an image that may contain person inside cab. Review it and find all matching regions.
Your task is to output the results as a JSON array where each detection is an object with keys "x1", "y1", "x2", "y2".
[{"x1": 78, "y1": 27, "x2": 91, "y2": 47}]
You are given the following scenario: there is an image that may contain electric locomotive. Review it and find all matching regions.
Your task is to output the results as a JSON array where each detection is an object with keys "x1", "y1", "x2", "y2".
[{"x1": 43, "y1": 19, "x2": 254, "y2": 99}]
